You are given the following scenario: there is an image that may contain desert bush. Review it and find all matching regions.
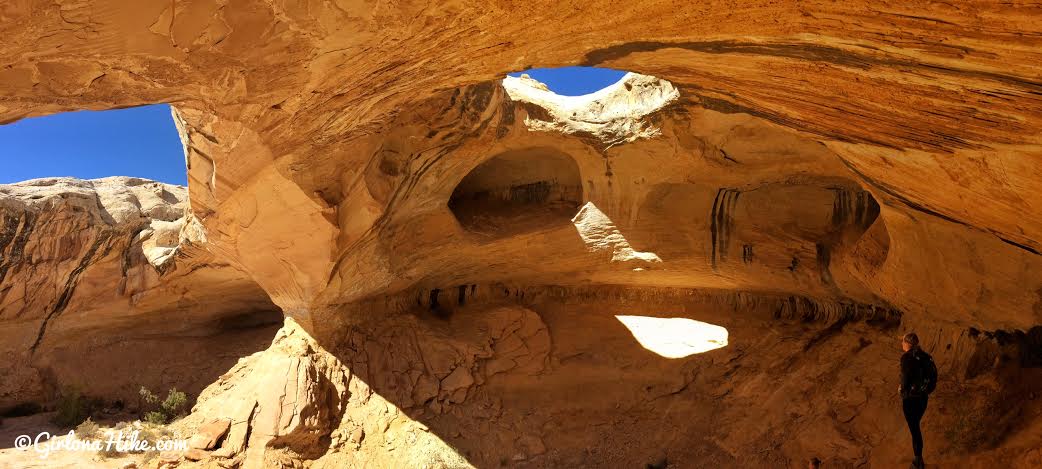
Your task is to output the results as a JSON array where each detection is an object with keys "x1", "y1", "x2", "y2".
[
  {"x1": 139, "y1": 386, "x2": 158, "y2": 408},
  {"x1": 75, "y1": 417, "x2": 101, "y2": 439},
  {"x1": 52, "y1": 387, "x2": 97, "y2": 428},
  {"x1": 138, "y1": 387, "x2": 188, "y2": 424},
  {"x1": 97, "y1": 441, "x2": 122, "y2": 459},
  {"x1": 161, "y1": 388, "x2": 187, "y2": 417},
  {"x1": 144, "y1": 411, "x2": 167, "y2": 425}
]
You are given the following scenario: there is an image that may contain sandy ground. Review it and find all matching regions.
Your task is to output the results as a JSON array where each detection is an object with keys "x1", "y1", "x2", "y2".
[{"x1": 0, "y1": 413, "x2": 150, "y2": 469}]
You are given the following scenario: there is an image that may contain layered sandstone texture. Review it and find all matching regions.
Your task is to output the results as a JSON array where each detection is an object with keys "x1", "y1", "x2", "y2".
[
  {"x1": 1, "y1": 1, "x2": 1041, "y2": 468},
  {"x1": 0, "y1": 177, "x2": 280, "y2": 412}
]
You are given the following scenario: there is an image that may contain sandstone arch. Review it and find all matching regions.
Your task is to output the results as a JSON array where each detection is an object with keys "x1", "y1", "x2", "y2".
[{"x1": 1, "y1": 2, "x2": 1041, "y2": 468}]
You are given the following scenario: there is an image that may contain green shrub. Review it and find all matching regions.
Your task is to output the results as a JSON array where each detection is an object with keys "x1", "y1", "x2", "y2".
[
  {"x1": 139, "y1": 386, "x2": 159, "y2": 406},
  {"x1": 160, "y1": 388, "x2": 187, "y2": 418},
  {"x1": 138, "y1": 386, "x2": 188, "y2": 423},
  {"x1": 52, "y1": 387, "x2": 92, "y2": 428},
  {"x1": 144, "y1": 411, "x2": 167, "y2": 425}
]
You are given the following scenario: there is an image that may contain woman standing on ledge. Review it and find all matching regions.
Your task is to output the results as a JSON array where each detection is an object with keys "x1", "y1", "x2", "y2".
[{"x1": 900, "y1": 332, "x2": 937, "y2": 469}]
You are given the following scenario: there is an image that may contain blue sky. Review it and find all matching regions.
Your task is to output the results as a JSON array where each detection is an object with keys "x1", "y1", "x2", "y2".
[
  {"x1": 508, "y1": 67, "x2": 627, "y2": 96},
  {"x1": 0, "y1": 104, "x2": 187, "y2": 185},
  {"x1": 0, "y1": 68, "x2": 624, "y2": 186}
]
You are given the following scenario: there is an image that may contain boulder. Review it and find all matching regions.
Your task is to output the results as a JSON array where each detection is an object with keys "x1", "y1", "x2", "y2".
[
  {"x1": 183, "y1": 448, "x2": 210, "y2": 461},
  {"x1": 188, "y1": 419, "x2": 230, "y2": 450}
]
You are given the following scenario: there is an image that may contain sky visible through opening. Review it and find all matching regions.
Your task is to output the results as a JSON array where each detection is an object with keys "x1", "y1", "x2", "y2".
[
  {"x1": 0, "y1": 68, "x2": 622, "y2": 186},
  {"x1": 508, "y1": 66, "x2": 627, "y2": 96},
  {"x1": 0, "y1": 104, "x2": 187, "y2": 186}
]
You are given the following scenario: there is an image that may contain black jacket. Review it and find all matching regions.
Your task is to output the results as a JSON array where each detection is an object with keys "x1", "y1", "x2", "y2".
[{"x1": 900, "y1": 347, "x2": 933, "y2": 399}]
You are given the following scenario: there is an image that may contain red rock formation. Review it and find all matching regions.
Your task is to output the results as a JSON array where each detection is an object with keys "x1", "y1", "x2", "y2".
[
  {"x1": 0, "y1": 177, "x2": 280, "y2": 412},
  {"x1": 1, "y1": 2, "x2": 1041, "y2": 468}
]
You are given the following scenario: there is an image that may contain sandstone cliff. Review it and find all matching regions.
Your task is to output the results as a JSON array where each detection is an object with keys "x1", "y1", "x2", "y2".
[
  {"x1": 0, "y1": 177, "x2": 280, "y2": 413},
  {"x1": 1, "y1": 2, "x2": 1041, "y2": 468}
]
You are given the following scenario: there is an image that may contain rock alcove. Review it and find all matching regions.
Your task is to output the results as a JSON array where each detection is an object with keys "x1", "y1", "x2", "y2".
[
  {"x1": 448, "y1": 147, "x2": 583, "y2": 236},
  {"x1": 1, "y1": 10, "x2": 1041, "y2": 469}
]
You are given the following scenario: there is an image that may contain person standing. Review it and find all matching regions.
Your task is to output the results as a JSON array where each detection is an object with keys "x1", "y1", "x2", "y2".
[{"x1": 899, "y1": 332, "x2": 937, "y2": 469}]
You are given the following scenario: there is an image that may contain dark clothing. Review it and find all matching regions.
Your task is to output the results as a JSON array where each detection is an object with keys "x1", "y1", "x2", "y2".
[
  {"x1": 903, "y1": 395, "x2": 929, "y2": 463},
  {"x1": 901, "y1": 347, "x2": 933, "y2": 466},
  {"x1": 900, "y1": 348, "x2": 934, "y2": 399}
]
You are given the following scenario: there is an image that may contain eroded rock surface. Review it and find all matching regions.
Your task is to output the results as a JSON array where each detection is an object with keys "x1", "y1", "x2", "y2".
[
  {"x1": 0, "y1": 177, "x2": 280, "y2": 412},
  {"x1": 1, "y1": 3, "x2": 1042, "y2": 468}
]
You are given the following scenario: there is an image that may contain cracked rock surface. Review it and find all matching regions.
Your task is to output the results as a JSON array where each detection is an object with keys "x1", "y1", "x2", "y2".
[
  {"x1": 0, "y1": 177, "x2": 280, "y2": 412},
  {"x1": 1, "y1": 2, "x2": 1042, "y2": 468}
]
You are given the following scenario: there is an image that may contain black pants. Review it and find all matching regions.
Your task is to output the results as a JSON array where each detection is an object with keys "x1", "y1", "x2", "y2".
[{"x1": 902, "y1": 396, "x2": 929, "y2": 461}]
